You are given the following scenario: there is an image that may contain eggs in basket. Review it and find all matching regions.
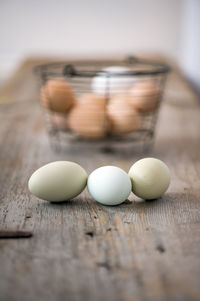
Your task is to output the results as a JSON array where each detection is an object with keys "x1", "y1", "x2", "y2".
[{"x1": 39, "y1": 64, "x2": 165, "y2": 141}]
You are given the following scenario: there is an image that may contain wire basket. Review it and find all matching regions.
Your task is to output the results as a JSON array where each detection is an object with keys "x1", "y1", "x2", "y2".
[{"x1": 34, "y1": 56, "x2": 170, "y2": 152}]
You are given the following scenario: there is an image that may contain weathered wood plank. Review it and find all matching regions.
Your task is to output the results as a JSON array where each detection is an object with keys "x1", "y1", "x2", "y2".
[{"x1": 0, "y1": 60, "x2": 200, "y2": 301}]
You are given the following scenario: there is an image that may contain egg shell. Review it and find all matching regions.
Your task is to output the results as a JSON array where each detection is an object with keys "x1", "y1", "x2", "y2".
[
  {"x1": 28, "y1": 161, "x2": 87, "y2": 202},
  {"x1": 41, "y1": 79, "x2": 76, "y2": 113},
  {"x1": 50, "y1": 113, "x2": 69, "y2": 131},
  {"x1": 128, "y1": 158, "x2": 170, "y2": 200},
  {"x1": 87, "y1": 166, "x2": 132, "y2": 206},
  {"x1": 78, "y1": 93, "x2": 106, "y2": 109},
  {"x1": 68, "y1": 102, "x2": 107, "y2": 139},
  {"x1": 107, "y1": 94, "x2": 141, "y2": 135},
  {"x1": 128, "y1": 81, "x2": 159, "y2": 112},
  {"x1": 92, "y1": 66, "x2": 134, "y2": 95}
]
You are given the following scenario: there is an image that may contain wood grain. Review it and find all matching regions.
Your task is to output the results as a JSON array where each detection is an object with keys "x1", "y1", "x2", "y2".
[{"x1": 0, "y1": 58, "x2": 200, "y2": 301}]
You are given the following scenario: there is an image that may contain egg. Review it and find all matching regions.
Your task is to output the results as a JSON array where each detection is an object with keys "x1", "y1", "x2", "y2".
[
  {"x1": 28, "y1": 161, "x2": 87, "y2": 202},
  {"x1": 68, "y1": 98, "x2": 107, "y2": 139},
  {"x1": 50, "y1": 113, "x2": 68, "y2": 131},
  {"x1": 87, "y1": 166, "x2": 132, "y2": 205},
  {"x1": 40, "y1": 79, "x2": 76, "y2": 113},
  {"x1": 128, "y1": 158, "x2": 170, "y2": 200},
  {"x1": 128, "y1": 81, "x2": 159, "y2": 112},
  {"x1": 92, "y1": 66, "x2": 134, "y2": 95},
  {"x1": 107, "y1": 94, "x2": 141, "y2": 135},
  {"x1": 78, "y1": 93, "x2": 106, "y2": 109}
]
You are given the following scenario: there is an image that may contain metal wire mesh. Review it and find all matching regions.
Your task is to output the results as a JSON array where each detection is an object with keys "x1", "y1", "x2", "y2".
[{"x1": 34, "y1": 57, "x2": 170, "y2": 152}]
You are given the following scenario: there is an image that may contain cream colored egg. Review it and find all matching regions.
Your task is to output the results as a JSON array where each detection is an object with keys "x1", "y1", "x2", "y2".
[
  {"x1": 40, "y1": 79, "x2": 76, "y2": 113},
  {"x1": 68, "y1": 102, "x2": 106, "y2": 139},
  {"x1": 28, "y1": 161, "x2": 87, "y2": 202},
  {"x1": 128, "y1": 158, "x2": 170, "y2": 200},
  {"x1": 107, "y1": 94, "x2": 141, "y2": 136},
  {"x1": 128, "y1": 81, "x2": 159, "y2": 112}
]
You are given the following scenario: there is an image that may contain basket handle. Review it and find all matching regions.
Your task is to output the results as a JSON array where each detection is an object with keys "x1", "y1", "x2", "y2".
[{"x1": 63, "y1": 64, "x2": 77, "y2": 77}]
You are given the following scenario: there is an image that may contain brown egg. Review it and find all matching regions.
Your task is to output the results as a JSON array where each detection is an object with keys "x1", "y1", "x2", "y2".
[
  {"x1": 78, "y1": 93, "x2": 106, "y2": 109},
  {"x1": 50, "y1": 113, "x2": 68, "y2": 131},
  {"x1": 40, "y1": 79, "x2": 76, "y2": 113},
  {"x1": 128, "y1": 81, "x2": 160, "y2": 112},
  {"x1": 107, "y1": 94, "x2": 141, "y2": 136},
  {"x1": 68, "y1": 102, "x2": 106, "y2": 139}
]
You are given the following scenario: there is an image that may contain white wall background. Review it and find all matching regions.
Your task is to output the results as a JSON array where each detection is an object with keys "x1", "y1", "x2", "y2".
[
  {"x1": 0, "y1": 0, "x2": 199, "y2": 92},
  {"x1": 180, "y1": 0, "x2": 200, "y2": 93}
]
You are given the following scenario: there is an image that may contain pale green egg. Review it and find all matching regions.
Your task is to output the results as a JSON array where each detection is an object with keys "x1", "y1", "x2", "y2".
[
  {"x1": 129, "y1": 158, "x2": 170, "y2": 200},
  {"x1": 28, "y1": 161, "x2": 87, "y2": 202}
]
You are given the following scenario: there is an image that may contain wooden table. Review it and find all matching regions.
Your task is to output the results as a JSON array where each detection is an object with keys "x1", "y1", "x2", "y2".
[{"x1": 0, "y1": 59, "x2": 200, "y2": 301}]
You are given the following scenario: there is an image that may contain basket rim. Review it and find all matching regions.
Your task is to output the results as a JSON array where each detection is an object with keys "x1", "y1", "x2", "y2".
[{"x1": 34, "y1": 57, "x2": 170, "y2": 78}]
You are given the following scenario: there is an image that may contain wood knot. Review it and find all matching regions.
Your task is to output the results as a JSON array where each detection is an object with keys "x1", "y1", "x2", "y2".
[
  {"x1": 96, "y1": 261, "x2": 112, "y2": 271},
  {"x1": 85, "y1": 231, "x2": 94, "y2": 238},
  {"x1": 156, "y1": 244, "x2": 165, "y2": 253}
]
